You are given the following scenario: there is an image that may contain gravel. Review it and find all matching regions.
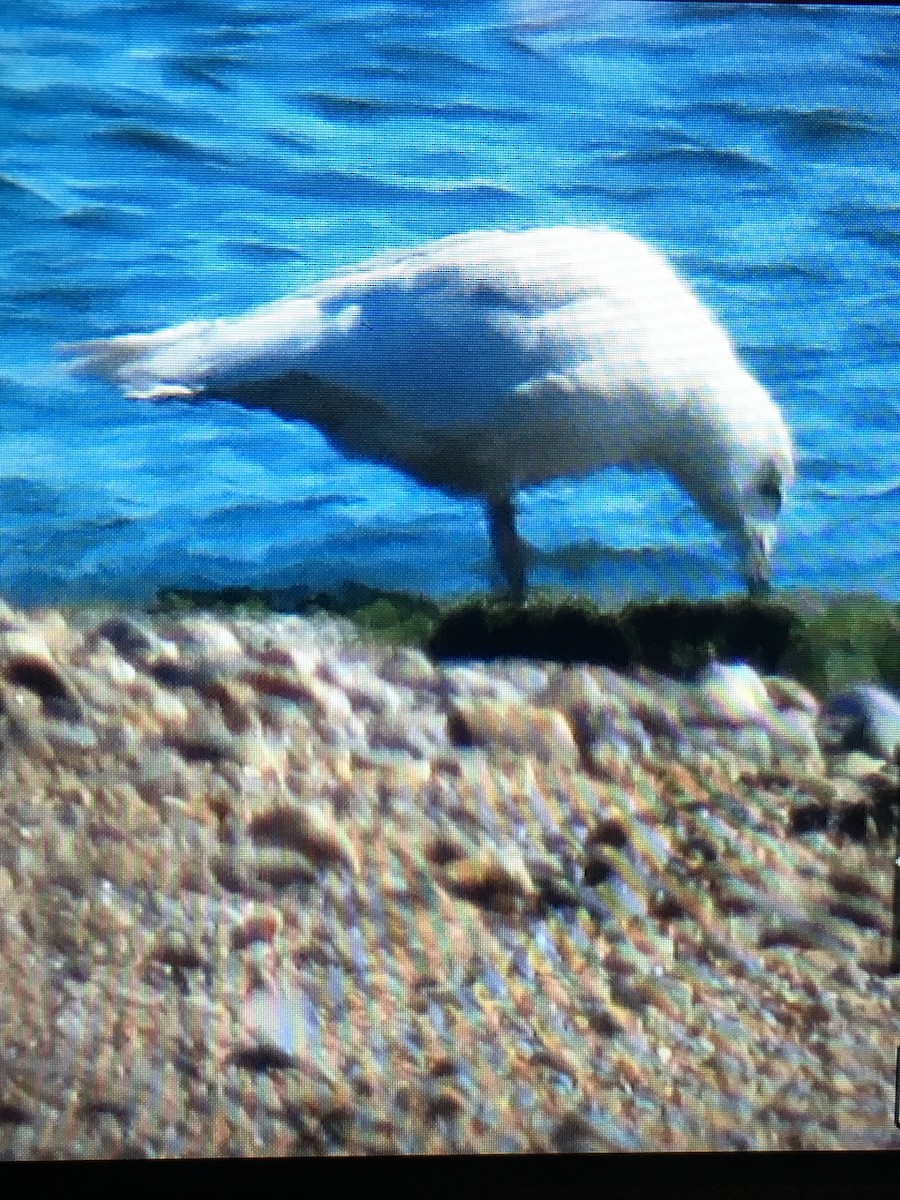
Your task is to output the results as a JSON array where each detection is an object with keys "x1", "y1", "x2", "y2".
[{"x1": 0, "y1": 598, "x2": 898, "y2": 1156}]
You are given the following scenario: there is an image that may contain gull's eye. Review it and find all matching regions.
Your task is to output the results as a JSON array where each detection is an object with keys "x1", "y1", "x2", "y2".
[{"x1": 756, "y1": 461, "x2": 783, "y2": 509}]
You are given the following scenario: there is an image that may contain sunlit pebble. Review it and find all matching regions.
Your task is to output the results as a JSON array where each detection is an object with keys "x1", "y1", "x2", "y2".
[
  {"x1": 239, "y1": 963, "x2": 309, "y2": 1068},
  {"x1": 164, "y1": 616, "x2": 246, "y2": 665},
  {"x1": 819, "y1": 682, "x2": 900, "y2": 761},
  {"x1": 43, "y1": 721, "x2": 98, "y2": 755},
  {"x1": 91, "y1": 646, "x2": 137, "y2": 687},
  {"x1": 320, "y1": 658, "x2": 404, "y2": 717},
  {"x1": 448, "y1": 696, "x2": 581, "y2": 766},
  {"x1": 369, "y1": 709, "x2": 450, "y2": 758},
  {"x1": 232, "y1": 904, "x2": 282, "y2": 949},
  {"x1": 552, "y1": 679, "x2": 673, "y2": 759},
  {"x1": 834, "y1": 750, "x2": 893, "y2": 784},
  {"x1": 236, "y1": 734, "x2": 290, "y2": 789},
  {"x1": 490, "y1": 661, "x2": 551, "y2": 698},
  {"x1": 248, "y1": 800, "x2": 360, "y2": 874},
  {"x1": 301, "y1": 674, "x2": 357, "y2": 726},
  {"x1": 149, "y1": 687, "x2": 189, "y2": 723},
  {"x1": 380, "y1": 647, "x2": 440, "y2": 690},
  {"x1": 677, "y1": 662, "x2": 824, "y2": 772},
  {"x1": 92, "y1": 616, "x2": 176, "y2": 665},
  {"x1": 443, "y1": 664, "x2": 524, "y2": 705},
  {"x1": 282, "y1": 646, "x2": 322, "y2": 677},
  {"x1": 692, "y1": 661, "x2": 773, "y2": 726},
  {"x1": 0, "y1": 628, "x2": 56, "y2": 664},
  {"x1": 716, "y1": 726, "x2": 772, "y2": 771},
  {"x1": 443, "y1": 842, "x2": 537, "y2": 906},
  {"x1": 767, "y1": 709, "x2": 825, "y2": 771},
  {"x1": 763, "y1": 676, "x2": 821, "y2": 717}
]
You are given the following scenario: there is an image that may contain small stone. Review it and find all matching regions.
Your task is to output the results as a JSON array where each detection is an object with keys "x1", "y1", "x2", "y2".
[
  {"x1": 152, "y1": 929, "x2": 205, "y2": 971},
  {"x1": 320, "y1": 658, "x2": 403, "y2": 716},
  {"x1": 167, "y1": 617, "x2": 245, "y2": 664},
  {"x1": 1, "y1": 630, "x2": 55, "y2": 662},
  {"x1": 539, "y1": 665, "x2": 607, "y2": 714},
  {"x1": 768, "y1": 710, "x2": 825, "y2": 772},
  {"x1": 98, "y1": 722, "x2": 139, "y2": 755},
  {"x1": 369, "y1": 711, "x2": 449, "y2": 757},
  {"x1": 176, "y1": 710, "x2": 233, "y2": 754},
  {"x1": 493, "y1": 661, "x2": 549, "y2": 697},
  {"x1": 249, "y1": 802, "x2": 359, "y2": 873},
  {"x1": 150, "y1": 689, "x2": 189, "y2": 723},
  {"x1": 447, "y1": 698, "x2": 580, "y2": 766},
  {"x1": 726, "y1": 726, "x2": 772, "y2": 770},
  {"x1": 763, "y1": 676, "x2": 821, "y2": 717},
  {"x1": 95, "y1": 650, "x2": 137, "y2": 687},
  {"x1": 588, "y1": 708, "x2": 653, "y2": 757},
  {"x1": 251, "y1": 848, "x2": 318, "y2": 889},
  {"x1": 4, "y1": 652, "x2": 79, "y2": 719},
  {"x1": 88, "y1": 615, "x2": 160, "y2": 658},
  {"x1": 381, "y1": 647, "x2": 438, "y2": 689},
  {"x1": 833, "y1": 750, "x2": 890, "y2": 780},
  {"x1": 443, "y1": 665, "x2": 523, "y2": 704},
  {"x1": 34, "y1": 609, "x2": 71, "y2": 649},
  {"x1": 0, "y1": 681, "x2": 42, "y2": 722},
  {"x1": 44, "y1": 720, "x2": 98, "y2": 754},
  {"x1": 231, "y1": 906, "x2": 282, "y2": 950},
  {"x1": 691, "y1": 662, "x2": 773, "y2": 727},
  {"x1": 236, "y1": 981, "x2": 306, "y2": 1070},
  {"x1": 443, "y1": 843, "x2": 537, "y2": 907},
  {"x1": 135, "y1": 747, "x2": 191, "y2": 807},
  {"x1": 203, "y1": 679, "x2": 256, "y2": 735},
  {"x1": 818, "y1": 683, "x2": 900, "y2": 760}
]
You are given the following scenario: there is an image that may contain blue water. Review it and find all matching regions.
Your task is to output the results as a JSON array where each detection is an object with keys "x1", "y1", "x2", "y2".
[{"x1": 1, "y1": 1, "x2": 898, "y2": 607}]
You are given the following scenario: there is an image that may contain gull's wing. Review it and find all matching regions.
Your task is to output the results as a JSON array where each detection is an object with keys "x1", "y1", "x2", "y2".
[{"x1": 60, "y1": 227, "x2": 734, "y2": 430}]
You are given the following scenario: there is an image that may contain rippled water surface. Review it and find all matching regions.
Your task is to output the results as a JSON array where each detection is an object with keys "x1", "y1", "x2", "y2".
[{"x1": 1, "y1": 1, "x2": 898, "y2": 605}]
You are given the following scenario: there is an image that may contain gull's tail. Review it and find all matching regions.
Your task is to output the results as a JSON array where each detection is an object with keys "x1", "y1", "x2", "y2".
[
  {"x1": 59, "y1": 321, "x2": 216, "y2": 399},
  {"x1": 58, "y1": 294, "x2": 330, "y2": 400}
]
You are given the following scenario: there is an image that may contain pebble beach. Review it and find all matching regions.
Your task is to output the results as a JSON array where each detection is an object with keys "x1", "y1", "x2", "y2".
[{"x1": 0, "y1": 597, "x2": 899, "y2": 1156}]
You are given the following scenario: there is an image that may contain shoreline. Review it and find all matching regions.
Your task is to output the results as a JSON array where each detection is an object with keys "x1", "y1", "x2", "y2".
[
  {"x1": 42, "y1": 580, "x2": 900, "y2": 693},
  {"x1": 0, "y1": 595, "x2": 898, "y2": 1154}
]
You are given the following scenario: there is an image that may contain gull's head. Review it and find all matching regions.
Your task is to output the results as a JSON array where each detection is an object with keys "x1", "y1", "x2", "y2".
[
  {"x1": 732, "y1": 452, "x2": 793, "y2": 596},
  {"x1": 669, "y1": 371, "x2": 795, "y2": 596}
]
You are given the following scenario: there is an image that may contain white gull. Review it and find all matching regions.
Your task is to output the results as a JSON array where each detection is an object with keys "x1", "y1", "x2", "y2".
[{"x1": 62, "y1": 226, "x2": 795, "y2": 599}]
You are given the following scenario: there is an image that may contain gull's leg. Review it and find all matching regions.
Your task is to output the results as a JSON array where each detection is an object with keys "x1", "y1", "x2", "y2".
[{"x1": 486, "y1": 494, "x2": 526, "y2": 601}]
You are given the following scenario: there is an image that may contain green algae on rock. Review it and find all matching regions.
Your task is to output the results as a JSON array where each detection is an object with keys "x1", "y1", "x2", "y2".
[{"x1": 146, "y1": 584, "x2": 899, "y2": 701}]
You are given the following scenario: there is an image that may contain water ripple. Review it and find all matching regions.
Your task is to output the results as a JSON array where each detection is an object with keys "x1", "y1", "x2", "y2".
[
  {"x1": 91, "y1": 124, "x2": 227, "y2": 163},
  {"x1": 301, "y1": 92, "x2": 531, "y2": 124}
]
